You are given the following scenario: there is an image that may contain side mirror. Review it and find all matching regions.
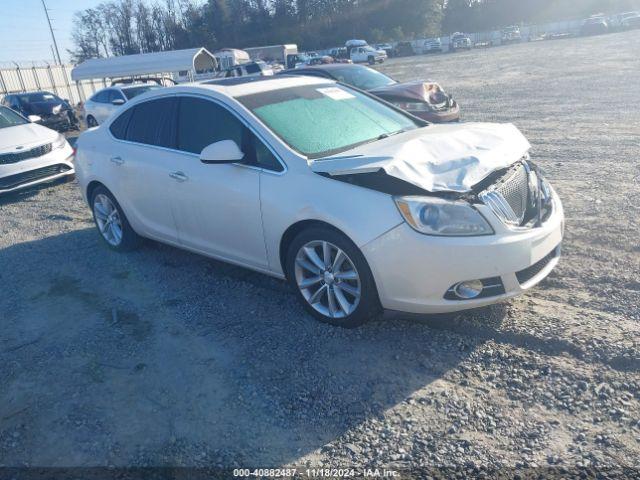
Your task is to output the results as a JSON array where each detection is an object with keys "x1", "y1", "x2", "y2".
[
  {"x1": 200, "y1": 140, "x2": 245, "y2": 164},
  {"x1": 111, "y1": 98, "x2": 125, "y2": 106},
  {"x1": 28, "y1": 115, "x2": 42, "y2": 123}
]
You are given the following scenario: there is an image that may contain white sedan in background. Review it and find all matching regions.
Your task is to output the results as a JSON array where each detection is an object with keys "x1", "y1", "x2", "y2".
[
  {"x1": 0, "y1": 106, "x2": 74, "y2": 194},
  {"x1": 74, "y1": 76, "x2": 563, "y2": 328},
  {"x1": 82, "y1": 83, "x2": 162, "y2": 127}
]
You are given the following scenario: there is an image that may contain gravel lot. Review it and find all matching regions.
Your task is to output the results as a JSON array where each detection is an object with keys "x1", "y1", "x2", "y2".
[{"x1": 1, "y1": 30, "x2": 639, "y2": 476}]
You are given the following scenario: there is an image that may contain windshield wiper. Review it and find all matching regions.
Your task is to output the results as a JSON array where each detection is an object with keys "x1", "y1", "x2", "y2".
[{"x1": 377, "y1": 129, "x2": 406, "y2": 140}]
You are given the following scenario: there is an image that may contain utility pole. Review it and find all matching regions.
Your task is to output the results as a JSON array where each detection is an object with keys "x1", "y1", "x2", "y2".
[{"x1": 41, "y1": 0, "x2": 62, "y2": 65}]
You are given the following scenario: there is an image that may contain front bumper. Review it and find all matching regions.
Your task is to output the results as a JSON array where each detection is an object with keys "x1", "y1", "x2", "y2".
[
  {"x1": 411, "y1": 102, "x2": 460, "y2": 123},
  {"x1": 362, "y1": 189, "x2": 564, "y2": 314},
  {"x1": 0, "y1": 144, "x2": 75, "y2": 194}
]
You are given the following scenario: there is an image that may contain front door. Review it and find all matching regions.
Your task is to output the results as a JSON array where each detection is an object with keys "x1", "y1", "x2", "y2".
[{"x1": 168, "y1": 96, "x2": 267, "y2": 269}]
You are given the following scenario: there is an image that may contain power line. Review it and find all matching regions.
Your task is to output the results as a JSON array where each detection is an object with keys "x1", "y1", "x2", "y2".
[{"x1": 41, "y1": 0, "x2": 62, "y2": 65}]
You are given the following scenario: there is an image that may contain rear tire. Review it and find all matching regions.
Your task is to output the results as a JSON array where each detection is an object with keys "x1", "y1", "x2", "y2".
[
  {"x1": 286, "y1": 226, "x2": 381, "y2": 328},
  {"x1": 368, "y1": 56, "x2": 375, "y2": 65},
  {"x1": 90, "y1": 186, "x2": 142, "y2": 251}
]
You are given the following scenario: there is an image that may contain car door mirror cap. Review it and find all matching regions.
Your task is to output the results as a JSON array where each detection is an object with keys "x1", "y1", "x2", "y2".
[
  {"x1": 28, "y1": 115, "x2": 42, "y2": 123},
  {"x1": 200, "y1": 140, "x2": 246, "y2": 164},
  {"x1": 112, "y1": 98, "x2": 125, "y2": 106}
]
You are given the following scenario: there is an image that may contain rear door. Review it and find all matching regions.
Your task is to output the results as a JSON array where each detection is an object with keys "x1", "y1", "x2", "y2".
[{"x1": 111, "y1": 96, "x2": 181, "y2": 243}]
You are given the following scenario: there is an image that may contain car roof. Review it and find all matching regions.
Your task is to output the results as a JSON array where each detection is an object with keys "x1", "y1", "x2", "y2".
[
  {"x1": 292, "y1": 63, "x2": 365, "y2": 72},
  {"x1": 164, "y1": 75, "x2": 335, "y2": 99},
  {"x1": 13, "y1": 91, "x2": 56, "y2": 96},
  {"x1": 118, "y1": 83, "x2": 161, "y2": 90}
]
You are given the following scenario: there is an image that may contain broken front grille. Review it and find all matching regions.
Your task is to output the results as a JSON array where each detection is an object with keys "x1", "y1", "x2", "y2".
[
  {"x1": 479, "y1": 161, "x2": 532, "y2": 227},
  {"x1": 0, "y1": 143, "x2": 52, "y2": 165}
]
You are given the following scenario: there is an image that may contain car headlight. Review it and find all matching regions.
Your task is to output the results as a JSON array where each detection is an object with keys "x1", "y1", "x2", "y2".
[
  {"x1": 394, "y1": 196, "x2": 494, "y2": 236},
  {"x1": 52, "y1": 133, "x2": 68, "y2": 150}
]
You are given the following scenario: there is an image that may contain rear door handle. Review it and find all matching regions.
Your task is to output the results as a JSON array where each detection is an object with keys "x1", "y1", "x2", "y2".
[
  {"x1": 169, "y1": 171, "x2": 188, "y2": 182},
  {"x1": 110, "y1": 156, "x2": 124, "y2": 165}
]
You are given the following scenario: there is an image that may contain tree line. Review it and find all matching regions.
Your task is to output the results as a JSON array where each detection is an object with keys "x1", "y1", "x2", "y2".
[{"x1": 69, "y1": 0, "x2": 640, "y2": 63}]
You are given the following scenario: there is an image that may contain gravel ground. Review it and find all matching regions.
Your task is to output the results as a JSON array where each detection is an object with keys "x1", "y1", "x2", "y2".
[{"x1": 1, "y1": 30, "x2": 639, "y2": 477}]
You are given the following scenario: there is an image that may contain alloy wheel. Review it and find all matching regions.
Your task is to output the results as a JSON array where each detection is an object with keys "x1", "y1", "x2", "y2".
[
  {"x1": 93, "y1": 194, "x2": 123, "y2": 246},
  {"x1": 294, "y1": 240, "x2": 361, "y2": 318}
]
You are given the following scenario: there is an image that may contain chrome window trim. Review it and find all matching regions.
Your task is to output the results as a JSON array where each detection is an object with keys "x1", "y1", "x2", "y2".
[{"x1": 105, "y1": 92, "x2": 288, "y2": 176}]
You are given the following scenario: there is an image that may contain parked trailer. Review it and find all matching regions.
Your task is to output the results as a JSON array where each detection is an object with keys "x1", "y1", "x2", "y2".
[
  {"x1": 214, "y1": 48, "x2": 251, "y2": 71},
  {"x1": 244, "y1": 44, "x2": 298, "y2": 68},
  {"x1": 71, "y1": 47, "x2": 218, "y2": 85}
]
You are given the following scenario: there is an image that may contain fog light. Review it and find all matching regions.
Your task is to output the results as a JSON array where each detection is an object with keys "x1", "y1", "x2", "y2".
[{"x1": 453, "y1": 280, "x2": 484, "y2": 299}]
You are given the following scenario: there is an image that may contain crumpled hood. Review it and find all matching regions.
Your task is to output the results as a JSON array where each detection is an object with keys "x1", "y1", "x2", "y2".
[
  {"x1": 0, "y1": 123, "x2": 58, "y2": 152},
  {"x1": 310, "y1": 122, "x2": 531, "y2": 193},
  {"x1": 370, "y1": 80, "x2": 448, "y2": 104}
]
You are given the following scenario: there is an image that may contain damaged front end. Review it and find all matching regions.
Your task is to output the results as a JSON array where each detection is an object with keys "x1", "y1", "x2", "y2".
[
  {"x1": 312, "y1": 122, "x2": 555, "y2": 234},
  {"x1": 319, "y1": 157, "x2": 554, "y2": 233}
]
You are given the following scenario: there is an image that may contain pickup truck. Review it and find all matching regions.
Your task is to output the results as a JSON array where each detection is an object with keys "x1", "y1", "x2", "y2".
[{"x1": 350, "y1": 46, "x2": 387, "y2": 64}]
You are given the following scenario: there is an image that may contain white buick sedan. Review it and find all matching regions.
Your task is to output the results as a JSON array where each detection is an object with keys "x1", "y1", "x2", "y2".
[{"x1": 75, "y1": 76, "x2": 564, "y2": 327}]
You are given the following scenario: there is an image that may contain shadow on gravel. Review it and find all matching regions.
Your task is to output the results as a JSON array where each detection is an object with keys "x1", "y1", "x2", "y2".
[
  {"x1": 0, "y1": 228, "x2": 496, "y2": 466},
  {"x1": 406, "y1": 306, "x2": 640, "y2": 374}
]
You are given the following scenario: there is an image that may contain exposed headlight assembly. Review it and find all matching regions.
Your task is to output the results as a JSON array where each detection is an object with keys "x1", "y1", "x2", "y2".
[
  {"x1": 395, "y1": 196, "x2": 494, "y2": 236},
  {"x1": 52, "y1": 133, "x2": 68, "y2": 150}
]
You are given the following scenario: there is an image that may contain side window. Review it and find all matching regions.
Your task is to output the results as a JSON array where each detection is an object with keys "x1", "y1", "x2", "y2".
[
  {"x1": 91, "y1": 90, "x2": 109, "y2": 103},
  {"x1": 108, "y1": 90, "x2": 125, "y2": 103},
  {"x1": 253, "y1": 137, "x2": 283, "y2": 172},
  {"x1": 176, "y1": 97, "x2": 244, "y2": 154},
  {"x1": 245, "y1": 63, "x2": 260, "y2": 74},
  {"x1": 176, "y1": 97, "x2": 283, "y2": 172},
  {"x1": 109, "y1": 107, "x2": 133, "y2": 139},
  {"x1": 125, "y1": 97, "x2": 177, "y2": 148}
]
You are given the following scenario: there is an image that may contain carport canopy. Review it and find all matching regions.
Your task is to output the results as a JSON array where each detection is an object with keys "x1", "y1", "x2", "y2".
[{"x1": 71, "y1": 47, "x2": 217, "y2": 81}]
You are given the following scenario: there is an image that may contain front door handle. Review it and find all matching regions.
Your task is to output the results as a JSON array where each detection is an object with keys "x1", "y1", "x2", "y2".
[
  {"x1": 110, "y1": 156, "x2": 124, "y2": 165},
  {"x1": 169, "y1": 171, "x2": 188, "y2": 182}
]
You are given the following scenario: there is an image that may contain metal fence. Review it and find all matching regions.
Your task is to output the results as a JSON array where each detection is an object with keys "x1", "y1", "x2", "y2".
[{"x1": 0, "y1": 62, "x2": 109, "y2": 105}]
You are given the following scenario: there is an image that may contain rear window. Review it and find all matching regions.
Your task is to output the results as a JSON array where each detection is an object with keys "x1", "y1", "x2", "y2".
[
  {"x1": 125, "y1": 97, "x2": 177, "y2": 147},
  {"x1": 109, "y1": 108, "x2": 133, "y2": 139}
]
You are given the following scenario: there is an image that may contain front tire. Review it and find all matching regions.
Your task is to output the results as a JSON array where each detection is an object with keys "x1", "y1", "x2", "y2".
[
  {"x1": 286, "y1": 227, "x2": 380, "y2": 328},
  {"x1": 90, "y1": 186, "x2": 142, "y2": 251}
]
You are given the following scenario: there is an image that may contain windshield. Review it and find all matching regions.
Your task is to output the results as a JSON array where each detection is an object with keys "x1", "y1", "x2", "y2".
[
  {"x1": 238, "y1": 83, "x2": 421, "y2": 159},
  {"x1": 0, "y1": 106, "x2": 28, "y2": 129},
  {"x1": 326, "y1": 65, "x2": 396, "y2": 91},
  {"x1": 18, "y1": 92, "x2": 61, "y2": 103},
  {"x1": 122, "y1": 85, "x2": 161, "y2": 100}
]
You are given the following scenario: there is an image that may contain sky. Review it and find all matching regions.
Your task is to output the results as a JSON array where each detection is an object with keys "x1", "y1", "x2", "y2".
[{"x1": 0, "y1": 0, "x2": 105, "y2": 65}]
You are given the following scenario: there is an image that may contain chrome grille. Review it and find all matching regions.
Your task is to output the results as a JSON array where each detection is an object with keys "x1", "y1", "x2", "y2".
[
  {"x1": 0, "y1": 143, "x2": 52, "y2": 165},
  {"x1": 480, "y1": 162, "x2": 531, "y2": 226}
]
